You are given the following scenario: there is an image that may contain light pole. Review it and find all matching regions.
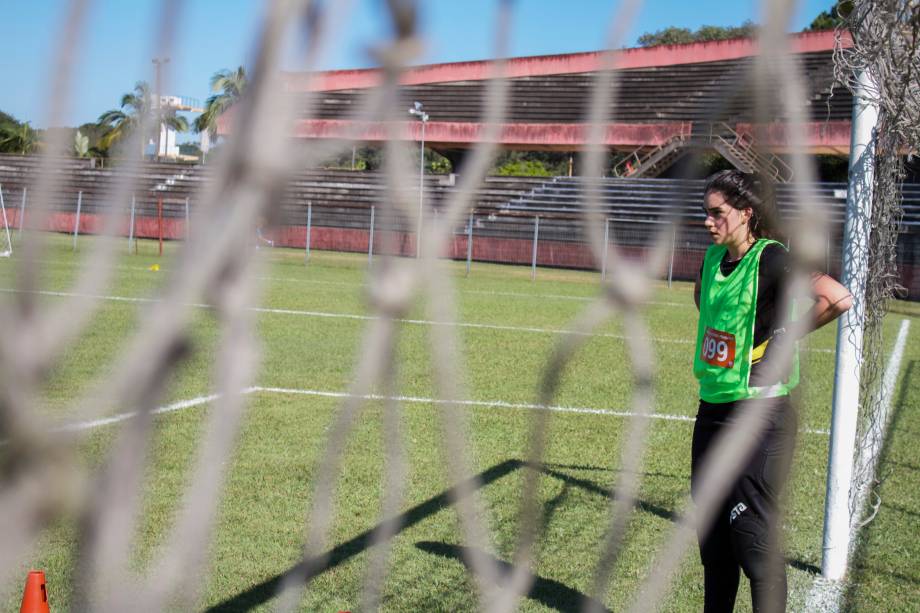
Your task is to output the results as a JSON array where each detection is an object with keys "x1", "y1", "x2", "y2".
[
  {"x1": 152, "y1": 57, "x2": 170, "y2": 161},
  {"x1": 408, "y1": 101, "x2": 429, "y2": 257}
]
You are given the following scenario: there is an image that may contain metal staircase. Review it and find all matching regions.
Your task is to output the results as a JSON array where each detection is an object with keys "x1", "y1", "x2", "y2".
[
  {"x1": 613, "y1": 122, "x2": 794, "y2": 182},
  {"x1": 613, "y1": 132, "x2": 690, "y2": 178},
  {"x1": 709, "y1": 122, "x2": 794, "y2": 182}
]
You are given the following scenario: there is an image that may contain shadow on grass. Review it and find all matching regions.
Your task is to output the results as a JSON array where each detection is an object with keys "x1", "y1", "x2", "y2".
[
  {"x1": 415, "y1": 540, "x2": 611, "y2": 613},
  {"x1": 787, "y1": 558, "x2": 821, "y2": 575},
  {"x1": 542, "y1": 461, "x2": 687, "y2": 481},
  {"x1": 206, "y1": 459, "x2": 521, "y2": 612},
  {"x1": 206, "y1": 448, "x2": 843, "y2": 612},
  {"x1": 884, "y1": 458, "x2": 920, "y2": 472},
  {"x1": 206, "y1": 459, "x2": 678, "y2": 612},
  {"x1": 845, "y1": 360, "x2": 918, "y2": 604},
  {"x1": 536, "y1": 462, "x2": 676, "y2": 521},
  {"x1": 881, "y1": 500, "x2": 920, "y2": 519}
]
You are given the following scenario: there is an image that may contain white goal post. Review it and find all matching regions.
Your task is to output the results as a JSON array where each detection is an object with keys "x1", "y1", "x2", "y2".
[{"x1": 0, "y1": 183, "x2": 14, "y2": 258}]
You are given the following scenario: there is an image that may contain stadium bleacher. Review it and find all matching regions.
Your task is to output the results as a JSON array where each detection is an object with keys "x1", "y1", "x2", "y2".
[
  {"x1": 303, "y1": 51, "x2": 851, "y2": 125},
  {"x1": 1, "y1": 153, "x2": 918, "y2": 297}
]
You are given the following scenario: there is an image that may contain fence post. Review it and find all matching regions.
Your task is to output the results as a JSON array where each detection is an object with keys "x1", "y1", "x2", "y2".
[
  {"x1": 602, "y1": 217, "x2": 609, "y2": 280},
  {"x1": 466, "y1": 212, "x2": 473, "y2": 277},
  {"x1": 531, "y1": 215, "x2": 540, "y2": 281},
  {"x1": 668, "y1": 223, "x2": 676, "y2": 288},
  {"x1": 128, "y1": 194, "x2": 136, "y2": 254},
  {"x1": 157, "y1": 197, "x2": 163, "y2": 257},
  {"x1": 19, "y1": 187, "x2": 26, "y2": 236},
  {"x1": 305, "y1": 201, "x2": 312, "y2": 263},
  {"x1": 72, "y1": 191, "x2": 83, "y2": 251},
  {"x1": 0, "y1": 185, "x2": 12, "y2": 255},
  {"x1": 185, "y1": 196, "x2": 190, "y2": 240},
  {"x1": 368, "y1": 205, "x2": 375, "y2": 264}
]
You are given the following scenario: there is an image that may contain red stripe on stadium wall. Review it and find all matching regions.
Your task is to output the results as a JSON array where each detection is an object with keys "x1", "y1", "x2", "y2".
[
  {"x1": 290, "y1": 119, "x2": 847, "y2": 150},
  {"x1": 734, "y1": 121, "x2": 852, "y2": 150},
  {"x1": 283, "y1": 30, "x2": 850, "y2": 92},
  {"x1": 19, "y1": 212, "x2": 187, "y2": 241},
  {"x1": 292, "y1": 120, "x2": 692, "y2": 147}
]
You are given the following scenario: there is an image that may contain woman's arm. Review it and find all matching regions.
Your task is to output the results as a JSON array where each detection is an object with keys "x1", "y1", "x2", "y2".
[{"x1": 801, "y1": 272, "x2": 853, "y2": 333}]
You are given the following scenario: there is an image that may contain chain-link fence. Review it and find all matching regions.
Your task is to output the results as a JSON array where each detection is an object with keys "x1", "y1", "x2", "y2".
[{"x1": 3, "y1": 172, "x2": 919, "y2": 295}]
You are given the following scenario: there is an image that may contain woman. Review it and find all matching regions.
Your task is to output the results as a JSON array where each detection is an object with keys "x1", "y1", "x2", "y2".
[{"x1": 692, "y1": 170, "x2": 852, "y2": 612}]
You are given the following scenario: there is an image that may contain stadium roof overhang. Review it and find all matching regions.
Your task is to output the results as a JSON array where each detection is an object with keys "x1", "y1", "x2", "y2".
[{"x1": 218, "y1": 30, "x2": 854, "y2": 154}]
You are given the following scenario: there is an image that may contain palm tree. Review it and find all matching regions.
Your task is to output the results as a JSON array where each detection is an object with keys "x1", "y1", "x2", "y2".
[
  {"x1": 97, "y1": 81, "x2": 188, "y2": 156},
  {"x1": 194, "y1": 66, "x2": 247, "y2": 137},
  {"x1": 0, "y1": 121, "x2": 39, "y2": 154},
  {"x1": 73, "y1": 130, "x2": 90, "y2": 158}
]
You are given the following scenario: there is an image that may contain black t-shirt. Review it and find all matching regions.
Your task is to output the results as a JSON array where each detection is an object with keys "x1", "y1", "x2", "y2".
[
  {"x1": 700, "y1": 242, "x2": 793, "y2": 389},
  {"x1": 717, "y1": 242, "x2": 790, "y2": 348}
]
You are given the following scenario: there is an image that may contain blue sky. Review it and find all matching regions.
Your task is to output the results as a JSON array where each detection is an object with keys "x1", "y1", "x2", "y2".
[{"x1": 1, "y1": 0, "x2": 833, "y2": 133}]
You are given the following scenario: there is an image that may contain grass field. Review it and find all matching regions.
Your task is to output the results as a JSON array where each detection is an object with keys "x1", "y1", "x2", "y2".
[{"x1": 1, "y1": 233, "x2": 918, "y2": 612}]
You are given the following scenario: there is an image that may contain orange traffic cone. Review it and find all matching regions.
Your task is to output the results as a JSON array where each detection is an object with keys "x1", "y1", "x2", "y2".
[{"x1": 19, "y1": 570, "x2": 50, "y2": 613}]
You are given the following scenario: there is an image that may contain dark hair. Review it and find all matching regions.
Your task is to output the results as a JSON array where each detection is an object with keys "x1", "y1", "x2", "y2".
[{"x1": 703, "y1": 170, "x2": 781, "y2": 240}]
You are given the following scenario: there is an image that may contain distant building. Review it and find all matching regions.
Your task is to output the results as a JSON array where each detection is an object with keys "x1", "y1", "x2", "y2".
[{"x1": 147, "y1": 95, "x2": 204, "y2": 160}]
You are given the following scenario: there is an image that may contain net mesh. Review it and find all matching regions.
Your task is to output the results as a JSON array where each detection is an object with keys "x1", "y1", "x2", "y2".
[
  {"x1": 832, "y1": 0, "x2": 917, "y2": 525},
  {"x1": 0, "y1": 0, "x2": 910, "y2": 610}
]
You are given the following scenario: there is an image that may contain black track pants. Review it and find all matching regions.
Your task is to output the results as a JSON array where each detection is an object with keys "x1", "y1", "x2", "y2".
[{"x1": 691, "y1": 396, "x2": 797, "y2": 613}]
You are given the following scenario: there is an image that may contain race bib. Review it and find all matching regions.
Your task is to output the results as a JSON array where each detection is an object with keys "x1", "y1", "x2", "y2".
[{"x1": 701, "y1": 327, "x2": 736, "y2": 369}]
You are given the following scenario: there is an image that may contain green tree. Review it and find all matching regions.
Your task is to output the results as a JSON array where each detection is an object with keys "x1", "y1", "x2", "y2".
[
  {"x1": 492, "y1": 151, "x2": 570, "y2": 176},
  {"x1": 0, "y1": 110, "x2": 19, "y2": 129},
  {"x1": 97, "y1": 81, "x2": 188, "y2": 156},
  {"x1": 194, "y1": 66, "x2": 247, "y2": 137},
  {"x1": 804, "y1": 1, "x2": 852, "y2": 31},
  {"x1": 637, "y1": 20, "x2": 757, "y2": 47},
  {"x1": 320, "y1": 145, "x2": 380, "y2": 171},
  {"x1": 417, "y1": 147, "x2": 452, "y2": 174},
  {"x1": 495, "y1": 159, "x2": 554, "y2": 177},
  {"x1": 178, "y1": 142, "x2": 203, "y2": 158},
  {"x1": 75, "y1": 122, "x2": 111, "y2": 157},
  {"x1": 637, "y1": 27, "x2": 695, "y2": 46},
  {"x1": 0, "y1": 120, "x2": 39, "y2": 154}
]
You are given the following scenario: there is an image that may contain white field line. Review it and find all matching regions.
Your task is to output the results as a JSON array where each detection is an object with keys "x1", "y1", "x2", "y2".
[
  {"x1": 851, "y1": 319, "x2": 912, "y2": 527},
  {"x1": 52, "y1": 393, "x2": 223, "y2": 433},
  {"x1": 0, "y1": 258, "x2": 691, "y2": 306},
  {"x1": 801, "y1": 319, "x2": 911, "y2": 613},
  {"x1": 254, "y1": 386, "x2": 699, "y2": 421},
  {"x1": 465, "y1": 290, "x2": 691, "y2": 308},
  {"x1": 0, "y1": 287, "x2": 834, "y2": 353},
  {"x1": 49, "y1": 385, "x2": 830, "y2": 436},
  {"x1": 260, "y1": 274, "x2": 693, "y2": 308}
]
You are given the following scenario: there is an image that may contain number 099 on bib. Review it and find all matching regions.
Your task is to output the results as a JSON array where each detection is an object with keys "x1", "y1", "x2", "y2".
[{"x1": 701, "y1": 327, "x2": 736, "y2": 369}]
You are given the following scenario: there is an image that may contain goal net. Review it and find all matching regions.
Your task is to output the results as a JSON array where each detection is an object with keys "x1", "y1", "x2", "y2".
[{"x1": 0, "y1": 1, "x2": 915, "y2": 612}]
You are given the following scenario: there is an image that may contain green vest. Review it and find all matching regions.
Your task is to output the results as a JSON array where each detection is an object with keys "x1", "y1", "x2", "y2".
[{"x1": 694, "y1": 239, "x2": 799, "y2": 403}]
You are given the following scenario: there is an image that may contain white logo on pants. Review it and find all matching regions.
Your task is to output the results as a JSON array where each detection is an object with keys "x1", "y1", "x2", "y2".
[{"x1": 730, "y1": 502, "x2": 748, "y2": 523}]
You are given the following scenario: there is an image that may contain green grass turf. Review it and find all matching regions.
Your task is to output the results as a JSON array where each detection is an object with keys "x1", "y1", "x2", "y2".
[{"x1": 0, "y1": 233, "x2": 918, "y2": 611}]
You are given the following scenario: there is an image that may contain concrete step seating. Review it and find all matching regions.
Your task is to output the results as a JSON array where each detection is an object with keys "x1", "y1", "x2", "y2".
[{"x1": 305, "y1": 51, "x2": 851, "y2": 125}]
